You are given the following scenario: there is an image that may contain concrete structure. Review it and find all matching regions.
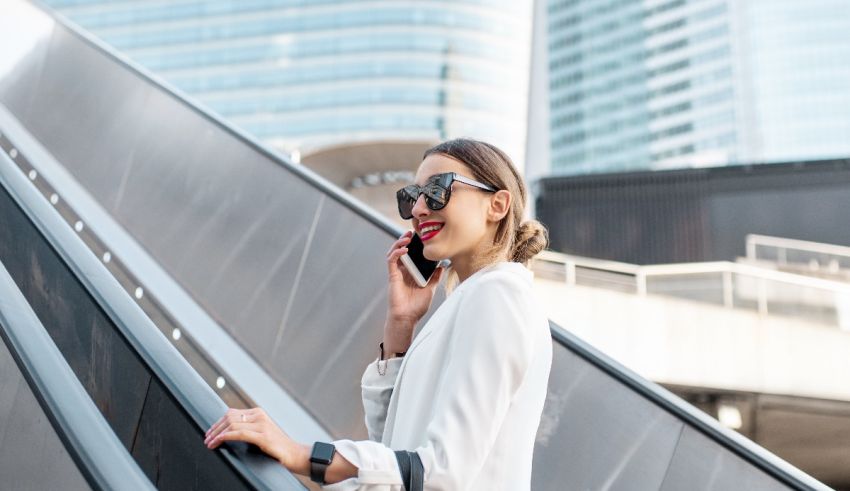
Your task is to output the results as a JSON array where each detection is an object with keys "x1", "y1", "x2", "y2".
[{"x1": 537, "y1": 0, "x2": 850, "y2": 175}]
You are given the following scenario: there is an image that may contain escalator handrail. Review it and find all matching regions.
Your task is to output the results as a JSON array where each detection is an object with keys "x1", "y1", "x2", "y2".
[
  {"x1": 0, "y1": 141, "x2": 304, "y2": 489},
  {"x1": 0, "y1": 261, "x2": 154, "y2": 490}
]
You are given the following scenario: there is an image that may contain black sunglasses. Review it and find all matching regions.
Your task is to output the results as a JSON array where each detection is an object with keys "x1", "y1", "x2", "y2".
[{"x1": 396, "y1": 172, "x2": 497, "y2": 220}]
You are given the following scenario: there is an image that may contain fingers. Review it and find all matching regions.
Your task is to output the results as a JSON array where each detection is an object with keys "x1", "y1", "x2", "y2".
[
  {"x1": 387, "y1": 231, "x2": 414, "y2": 276},
  {"x1": 207, "y1": 428, "x2": 264, "y2": 450},
  {"x1": 205, "y1": 408, "x2": 257, "y2": 445},
  {"x1": 386, "y1": 230, "x2": 413, "y2": 257}
]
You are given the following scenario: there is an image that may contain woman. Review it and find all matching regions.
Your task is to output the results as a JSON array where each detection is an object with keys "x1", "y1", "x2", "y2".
[{"x1": 205, "y1": 138, "x2": 553, "y2": 489}]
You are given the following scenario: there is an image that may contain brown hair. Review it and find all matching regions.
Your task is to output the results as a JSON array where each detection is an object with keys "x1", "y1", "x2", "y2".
[{"x1": 423, "y1": 138, "x2": 549, "y2": 292}]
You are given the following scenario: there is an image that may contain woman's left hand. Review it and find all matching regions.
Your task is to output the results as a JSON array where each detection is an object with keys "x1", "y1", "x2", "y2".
[{"x1": 204, "y1": 407, "x2": 300, "y2": 468}]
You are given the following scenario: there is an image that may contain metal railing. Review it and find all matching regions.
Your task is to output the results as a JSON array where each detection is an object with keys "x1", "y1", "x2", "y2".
[
  {"x1": 746, "y1": 233, "x2": 850, "y2": 277},
  {"x1": 533, "y1": 250, "x2": 850, "y2": 329}
]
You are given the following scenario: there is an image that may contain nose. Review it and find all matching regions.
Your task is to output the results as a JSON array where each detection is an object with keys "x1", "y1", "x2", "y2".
[{"x1": 411, "y1": 192, "x2": 430, "y2": 219}]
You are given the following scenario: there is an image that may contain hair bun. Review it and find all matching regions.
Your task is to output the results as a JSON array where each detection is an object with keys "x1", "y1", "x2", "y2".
[{"x1": 511, "y1": 220, "x2": 549, "y2": 264}]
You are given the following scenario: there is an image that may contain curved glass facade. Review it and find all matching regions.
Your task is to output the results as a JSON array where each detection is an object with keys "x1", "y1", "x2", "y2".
[{"x1": 43, "y1": 0, "x2": 533, "y2": 168}]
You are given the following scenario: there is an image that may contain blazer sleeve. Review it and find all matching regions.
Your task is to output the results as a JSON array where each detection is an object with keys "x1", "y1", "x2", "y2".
[
  {"x1": 322, "y1": 274, "x2": 535, "y2": 490},
  {"x1": 361, "y1": 355, "x2": 404, "y2": 442}
]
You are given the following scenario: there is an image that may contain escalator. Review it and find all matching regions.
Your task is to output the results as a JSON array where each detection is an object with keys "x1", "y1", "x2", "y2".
[
  {"x1": 0, "y1": 145, "x2": 304, "y2": 491},
  {"x1": 0, "y1": 1, "x2": 830, "y2": 489}
]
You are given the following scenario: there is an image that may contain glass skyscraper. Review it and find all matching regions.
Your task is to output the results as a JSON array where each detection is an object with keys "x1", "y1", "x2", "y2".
[
  {"x1": 43, "y1": 1, "x2": 534, "y2": 220},
  {"x1": 540, "y1": 0, "x2": 850, "y2": 175}
]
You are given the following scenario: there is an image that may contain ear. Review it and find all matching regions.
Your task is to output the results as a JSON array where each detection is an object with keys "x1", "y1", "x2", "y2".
[{"x1": 487, "y1": 190, "x2": 511, "y2": 222}]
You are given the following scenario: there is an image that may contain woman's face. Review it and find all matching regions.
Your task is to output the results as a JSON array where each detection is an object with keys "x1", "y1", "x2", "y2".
[{"x1": 409, "y1": 153, "x2": 495, "y2": 262}]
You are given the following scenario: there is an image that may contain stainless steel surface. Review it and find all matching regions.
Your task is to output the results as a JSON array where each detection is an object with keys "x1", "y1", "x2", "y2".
[{"x1": 0, "y1": 1, "x2": 831, "y2": 489}]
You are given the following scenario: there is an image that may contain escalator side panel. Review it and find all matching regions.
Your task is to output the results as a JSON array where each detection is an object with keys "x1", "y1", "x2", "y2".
[
  {"x1": 659, "y1": 427, "x2": 785, "y2": 491},
  {"x1": 532, "y1": 343, "x2": 685, "y2": 491},
  {"x1": 132, "y1": 377, "x2": 249, "y2": 490}
]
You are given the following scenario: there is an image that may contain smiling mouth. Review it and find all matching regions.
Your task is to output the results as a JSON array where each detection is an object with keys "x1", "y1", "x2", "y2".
[{"x1": 419, "y1": 223, "x2": 443, "y2": 242}]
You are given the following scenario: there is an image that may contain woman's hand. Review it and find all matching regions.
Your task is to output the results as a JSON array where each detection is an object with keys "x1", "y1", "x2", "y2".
[
  {"x1": 384, "y1": 231, "x2": 444, "y2": 351},
  {"x1": 204, "y1": 407, "x2": 303, "y2": 470}
]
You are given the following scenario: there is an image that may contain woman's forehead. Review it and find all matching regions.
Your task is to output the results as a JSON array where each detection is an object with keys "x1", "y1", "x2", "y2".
[{"x1": 414, "y1": 154, "x2": 467, "y2": 184}]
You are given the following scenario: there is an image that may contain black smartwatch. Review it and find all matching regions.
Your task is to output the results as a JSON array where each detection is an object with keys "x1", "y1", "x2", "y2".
[{"x1": 310, "y1": 441, "x2": 336, "y2": 485}]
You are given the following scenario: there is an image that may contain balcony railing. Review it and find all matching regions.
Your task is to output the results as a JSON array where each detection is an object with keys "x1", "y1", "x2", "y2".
[{"x1": 533, "y1": 249, "x2": 850, "y2": 329}]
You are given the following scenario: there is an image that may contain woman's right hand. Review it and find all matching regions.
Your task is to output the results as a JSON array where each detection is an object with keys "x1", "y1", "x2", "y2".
[{"x1": 384, "y1": 230, "x2": 443, "y2": 350}]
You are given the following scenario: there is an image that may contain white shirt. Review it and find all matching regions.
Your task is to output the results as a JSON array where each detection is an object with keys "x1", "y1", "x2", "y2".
[{"x1": 323, "y1": 261, "x2": 553, "y2": 490}]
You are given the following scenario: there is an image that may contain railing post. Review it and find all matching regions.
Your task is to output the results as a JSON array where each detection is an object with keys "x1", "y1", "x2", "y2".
[
  {"x1": 565, "y1": 261, "x2": 576, "y2": 286},
  {"x1": 722, "y1": 271, "x2": 733, "y2": 308},
  {"x1": 636, "y1": 272, "x2": 647, "y2": 296},
  {"x1": 757, "y1": 278, "x2": 768, "y2": 316},
  {"x1": 746, "y1": 236, "x2": 756, "y2": 260}
]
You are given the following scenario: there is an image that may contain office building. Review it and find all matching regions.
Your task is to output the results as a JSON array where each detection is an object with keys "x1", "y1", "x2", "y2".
[{"x1": 533, "y1": 0, "x2": 850, "y2": 176}]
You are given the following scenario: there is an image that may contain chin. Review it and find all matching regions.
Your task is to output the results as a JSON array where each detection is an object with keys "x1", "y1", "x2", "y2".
[{"x1": 422, "y1": 243, "x2": 442, "y2": 262}]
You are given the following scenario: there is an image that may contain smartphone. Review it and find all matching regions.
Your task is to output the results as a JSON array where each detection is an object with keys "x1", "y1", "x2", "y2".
[{"x1": 400, "y1": 232, "x2": 440, "y2": 287}]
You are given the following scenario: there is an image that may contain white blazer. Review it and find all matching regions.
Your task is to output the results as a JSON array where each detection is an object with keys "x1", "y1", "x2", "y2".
[{"x1": 324, "y1": 261, "x2": 553, "y2": 490}]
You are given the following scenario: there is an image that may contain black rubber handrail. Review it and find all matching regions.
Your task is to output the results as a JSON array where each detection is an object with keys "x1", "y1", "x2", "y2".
[
  {"x1": 0, "y1": 261, "x2": 154, "y2": 491},
  {"x1": 0, "y1": 140, "x2": 304, "y2": 489}
]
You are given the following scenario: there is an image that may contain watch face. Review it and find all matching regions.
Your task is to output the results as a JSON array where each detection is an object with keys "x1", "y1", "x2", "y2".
[{"x1": 311, "y1": 442, "x2": 336, "y2": 464}]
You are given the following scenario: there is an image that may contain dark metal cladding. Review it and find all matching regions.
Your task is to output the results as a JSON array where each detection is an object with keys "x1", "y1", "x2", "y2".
[{"x1": 534, "y1": 160, "x2": 850, "y2": 265}]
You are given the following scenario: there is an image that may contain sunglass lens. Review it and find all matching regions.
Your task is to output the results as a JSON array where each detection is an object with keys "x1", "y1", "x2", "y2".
[
  {"x1": 424, "y1": 184, "x2": 448, "y2": 210},
  {"x1": 397, "y1": 186, "x2": 417, "y2": 219}
]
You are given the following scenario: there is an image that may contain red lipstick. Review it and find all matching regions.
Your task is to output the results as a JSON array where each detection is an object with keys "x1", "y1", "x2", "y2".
[{"x1": 418, "y1": 221, "x2": 444, "y2": 242}]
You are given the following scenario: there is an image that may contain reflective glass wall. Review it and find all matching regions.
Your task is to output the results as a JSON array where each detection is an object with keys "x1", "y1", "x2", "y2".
[
  {"x1": 545, "y1": 0, "x2": 850, "y2": 175},
  {"x1": 738, "y1": 0, "x2": 850, "y2": 163},
  {"x1": 43, "y1": 0, "x2": 534, "y2": 168}
]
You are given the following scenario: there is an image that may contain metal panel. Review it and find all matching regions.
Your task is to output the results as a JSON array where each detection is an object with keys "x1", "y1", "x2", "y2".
[
  {"x1": 0, "y1": 333, "x2": 91, "y2": 491},
  {"x1": 535, "y1": 160, "x2": 850, "y2": 264},
  {"x1": 131, "y1": 378, "x2": 251, "y2": 490},
  {"x1": 531, "y1": 343, "x2": 684, "y2": 491}
]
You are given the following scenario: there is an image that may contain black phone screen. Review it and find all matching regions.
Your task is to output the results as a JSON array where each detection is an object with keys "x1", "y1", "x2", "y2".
[{"x1": 408, "y1": 232, "x2": 439, "y2": 280}]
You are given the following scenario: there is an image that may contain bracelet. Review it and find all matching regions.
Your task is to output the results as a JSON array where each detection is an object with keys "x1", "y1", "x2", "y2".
[
  {"x1": 377, "y1": 342, "x2": 407, "y2": 376},
  {"x1": 380, "y1": 341, "x2": 407, "y2": 360}
]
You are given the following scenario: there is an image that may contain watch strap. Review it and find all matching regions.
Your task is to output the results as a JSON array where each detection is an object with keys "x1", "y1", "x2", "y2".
[{"x1": 309, "y1": 442, "x2": 336, "y2": 484}]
